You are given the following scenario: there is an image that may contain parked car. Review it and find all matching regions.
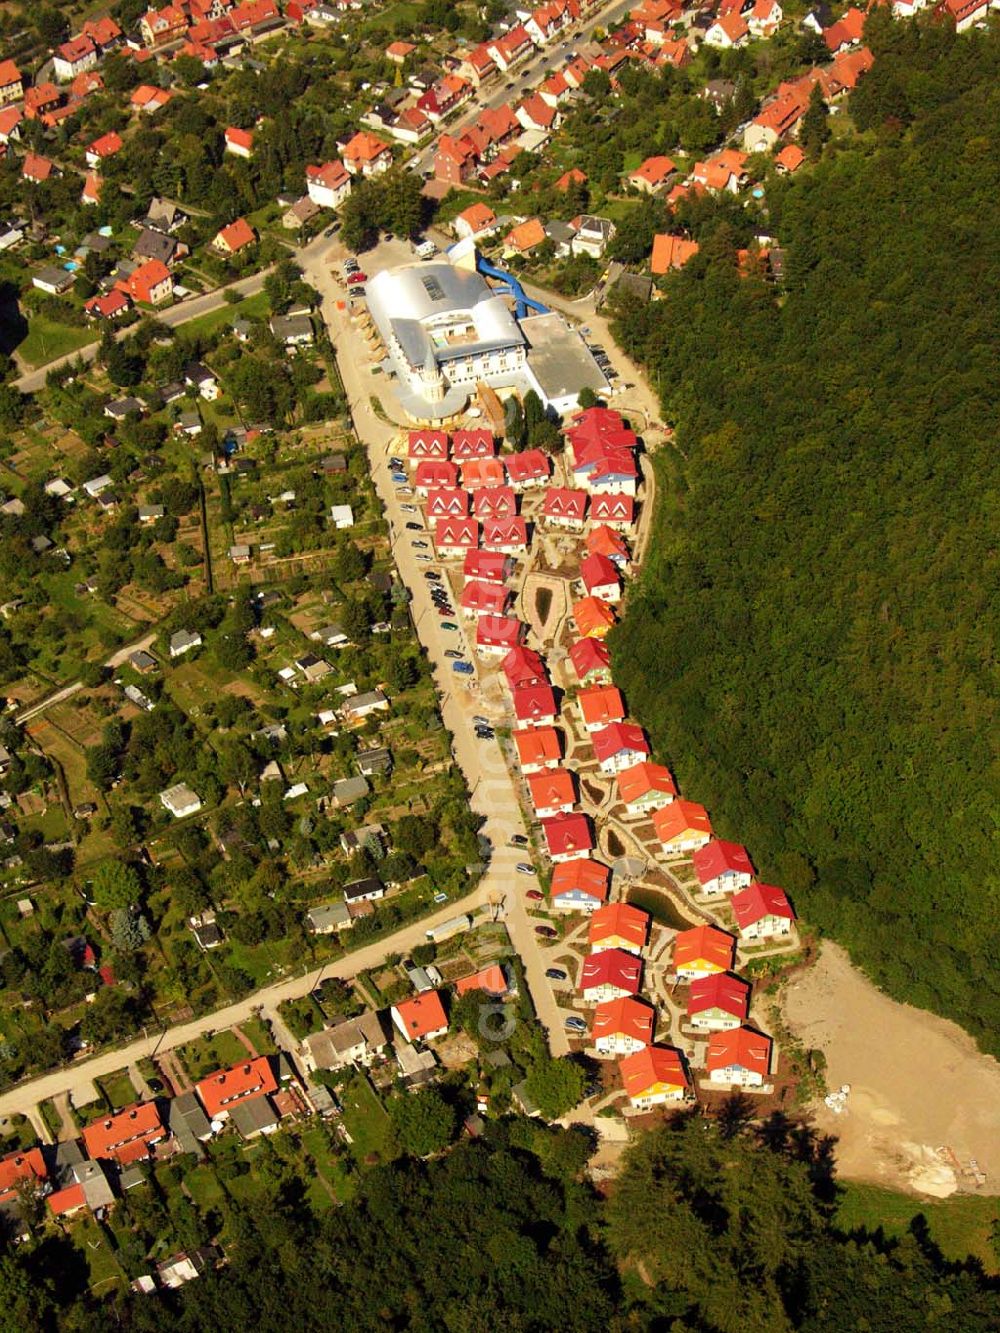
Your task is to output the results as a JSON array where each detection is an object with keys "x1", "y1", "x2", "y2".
[
  {"x1": 444, "y1": 649, "x2": 465, "y2": 660},
  {"x1": 564, "y1": 1015, "x2": 586, "y2": 1031},
  {"x1": 452, "y1": 660, "x2": 474, "y2": 673},
  {"x1": 405, "y1": 521, "x2": 423, "y2": 531},
  {"x1": 391, "y1": 472, "x2": 407, "y2": 484},
  {"x1": 509, "y1": 834, "x2": 528, "y2": 847},
  {"x1": 401, "y1": 502, "x2": 417, "y2": 513},
  {"x1": 424, "y1": 570, "x2": 442, "y2": 581},
  {"x1": 411, "y1": 540, "x2": 429, "y2": 549},
  {"x1": 416, "y1": 553, "x2": 432, "y2": 562},
  {"x1": 441, "y1": 621, "x2": 459, "y2": 632},
  {"x1": 389, "y1": 456, "x2": 405, "y2": 469},
  {"x1": 536, "y1": 925, "x2": 557, "y2": 939},
  {"x1": 545, "y1": 967, "x2": 567, "y2": 981},
  {"x1": 348, "y1": 272, "x2": 368, "y2": 285},
  {"x1": 526, "y1": 889, "x2": 544, "y2": 901},
  {"x1": 475, "y1": 727, "x2": 494, "y2": 740},
  {"x1": 433, "y1": 891, "x2": 448, "y2": 904},
  {"x1": 435, "y1": 605, "x2": 454, "y2": 617},
  {"x1": 516, "y1": 863, "x2": 536, "y2": 875}
]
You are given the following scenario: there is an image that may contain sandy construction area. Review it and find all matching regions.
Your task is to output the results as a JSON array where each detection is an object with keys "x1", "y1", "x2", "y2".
[{"x1": 782, "y1": 942, "x2": 1000, "y2": 1197}]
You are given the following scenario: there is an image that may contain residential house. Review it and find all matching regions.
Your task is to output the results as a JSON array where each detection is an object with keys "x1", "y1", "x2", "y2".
[
  {"x1": 476, "y1": 614, "x2": 524, "y2": 657},
  {"x1": 117, "y1": 258, "x2": 173, "y2": 305},
  {"x1": 84, "y1": 290, "x2": 130, "y2": 319},
  {"x1": 270, "y1": 313, "x2": 314, "y2": 346},
  {"x1": 590, "y1": 493, "x2": 635, "y2": 530},
  {"x1": 651, "y1": 233, "x2": 699, "y2": 275},
  {"x1": 620, "y1": 1045, "x2": 688, "y2": 1108},
  {"x1": 706, "y1": 1026, "x2": 772, "y2": 1087},
  {"x1": 24, "y1": 84, "x2": 62, "y2": 120},
  {"x1": 527, "y1": 767, "x2": 576, "y2": 818},
  {"x1": 686, "y1": 973, "x2": 750, "y2": 1031},
  {"x1": 505, "y1": 449, "x2": 551, "y2": 491},
  {"x1": 131, "y1": 85, "x2": 174, "y2": 113},
  {"x1": 386, "y1": 39, "x2": 415, "y2": 63},
  {"x1": 434, "y1": 516, "x2": 478, "y2": 559},
  {"x1": 343, "y1": 876, "x2": 384, "y2": 905},
  {"x1": 691, "y1": 148, "x2": 749, "y2": 193},
  {"x1": 452, "y1": 428, "x2": 496, "y2": 460},
  {"x1": 159, "y1": 783, "x2": 202, "y2": 819},
  {"x1": 416, "y1": 460, "x2": 460, "y2": 494},
  {"x1": 22, "y1": 153, "x2": 56, "y2": 183},
  {"x1": 454, "y1": 201, "x2": 497, "y2": 240},
  {"x1": 580, "y1": 552, "x2": 621, "y2": 602},
  {"x1": 774, "y1": 143, "x2": 805, "y2": 174},
  {"x1": 731, "y1": 882, "x2": 795, "y2": 939},
  {"x1": 196, "y1": 1057, "x2": 278, "y2": 1121},
  {"x1": 169, "y1": 629, "x2": 202, "y2": 658},
  {"x1": 213, "y1": 217, "x2": 256, "y2": 255},
  {"x1": 747, "y1": 0, "x2": 783, "y2": 36},
  {"x1": 461, "y1": 456, "x2": 505, "y2": 490},
  {"x1": 616, "y1": 760, "x2": 677, "y2": 817},
  {"x1": 572, "y1": 595, "x2": 616, "y2": 640},
  {"x1": 569, "y1": 636, "x2": 612, "y2": 685},
  {"x1": 82, "y1": 1102, "x2": 166, "y2": 1164},
  {"x1": 133, "y1": 227, "x2": 182, "y2": 267},
  {"x1": 0, "y1": 106, "x2": 22, "y2": 144},
  {"x1": 408, "y1": 427, "x2": 449, "y2": 461},
  {"x1": 455, "y1": 963, "x2": 509, "y2": 997},
  {"x1": 487, "y1": 24, "x2": 535, "y2": 72},
  {"x1": 341, "y1": 690, "x2": 389, "y2": 721},
  {"x1": 578, "y1": 683, "x2": 626, "y2": 732},
  {"x1": 570, "y1": 214, "x2": 615, "y2": 259},
  {"x1": 592, "y1": 721, "x2": 649, "y2": 774},
  {"x1": 140, "y1": 5, "x2": 189, "y2": 47},
  {"x1": 427, "y1": 487, "x2": 469, "y2": 519},
  {"x1": 54, "y1": 36, "x2": 99, "y2": 83},
  {"x1": 306, "y1": 902, "x2": 351, "y2": 934},
  {"x1": 0, "y1": 1148, "x2": 47, "y2": 1204},
  {"x1": 592, "y1": 995, "x2": 654, "y2": 1057},
  {"x1": 512, "y1": 681, "x2": 558, "y2": 728},
  {"x1": 32, "y1": 267, "x2": 75, "y2": 296},
  {"x1": 652, "y1": 799, "x2": 713, "y2": 857},
  {"x1": 503, "y1": 645, "x2": 548, "y2": 689},
  {"x1": 461, "y1": 578, "x2": 510, "y2": 619},
  {"x1": 705, "y1": 12, "x2": 749, "y2": 47},
  {"x1": 305, "y1": 160, "x2": 351, "y2": 209},
  {"x1": 513, "y1": 725, "x2": 562, "y2": 772},
  {"x1": 464, "y1": 549, "x2": 512, "y2": 583},
  {"x1": 224, "y1": 126, "x2": 254, "y2": 158},
  {"x1": 587, "y1": 902, "x2": 648, "y2": 954},
  {"x1": 391, "y1": 990, "x2": 448, "y2": 1042},
  {"x1": 580, "y1": 948, "x2": 642, "y2": 1003},
  {"x1": 541, "y1": 811, "x2": 593, "y2": 863},
  {"x1": 628, "y1": 155, "x2": 676, "y2": 194},
  {"x1": 824, "y1": 5, "x2": 865, "y2": 50},
  {"x1": 342, "y1": 130, "x2": 393, "y2": 176},
  {"x1": 550, "y1": 857, "x2": 610, "y2": 911},
  {"x1": 504, "y1": 217, "x2": 546, "y2": 257},
  {"x1": 301, "y1": 1012, "x2": 388, "y2": 1070},
  {"x1": 542, "y1": 487, "x2": 588, "y2": 531},
  {"x1": 482, "y1": 515, "x2": 529, "y2": 554},
  {"x1": 0, "y1": 61, "x2": 23, "y2": 106},
  {"x1": 166, "y1": 1092, "x2": 214, "y2": 1156},
  {"x1": 673, "y1": 924, "x2": 736, "y2": 980},
  {"x1": 691, "y1": 839, "x2": 754, "y2": 895}
]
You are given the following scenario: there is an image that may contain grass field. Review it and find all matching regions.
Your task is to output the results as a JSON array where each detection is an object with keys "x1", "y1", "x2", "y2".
[
  {"x1": 96, "y1": 1068, "x2": 137, "y2": 1112},
  {"x1": 178, "y1": 289, "x2": 269, "y2": 341},
  {"x1": 341, "y1": 1073, "x2": 395, "y2": 1166},
  {"x1": 835, "y1": 1182, "x2": 999, "y2": 1272},
  {"x1": 18, "y1": 316, "x2": 97, "y2": 369},
  {"x1": 176, "y1": 1028, "x2": 250, "y2": 1081}
]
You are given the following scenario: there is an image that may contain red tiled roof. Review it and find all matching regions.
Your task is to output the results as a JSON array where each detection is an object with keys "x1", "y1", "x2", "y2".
[
  {"x1": 652, "y1": 798, "x2": 712, "y2": 844},
  {"x1": 543, "y1": 487, "x2": 588, "y2": 520},
  {"x1": 0, "y1": 1147, "x2": 46, "y2": 1202},
  {"x1": 82, "y1": 1102, "x2": 164, "y2": 1162},
  {"x1": 527, "y1": 767, "x2": 576, "y2": 811},
  {"x1": 512, "y1": 681, "x2": 557, "y2": 723},
  {"x1": 630, "y1": 154, "x2": 675, "y2": 186},
  {"x1": 579, "y1": 683, "x2": 625, "y2": 728},
  {"x1": 514, "y1": 725, "x2": 561, "y2": 768},
  {"x1": 588, "y1": 901, "x2": 648, "y2": 949},
  {"x1": 615, "y1": 760, "x2": 677, "y2": 806},
  {"x1": 476, "y1": 614, "x2": 524, "y2": 647},
  {"x1": 394, "y1": 990, "x2": 448, "y2": 1039},
  {"x1": 706, "y1": 1026, "x2": 771, "y2": 1078},
  {"x1": 47, "y1": 1183, "x2": 86, "y2": 1216},
  {"x1": 580, "y1": 947, "x2": 642, "y2": 995},
  {"x1": 569, "y1": 636, "x2": 611, "y2": 680},
  {"x1": 226, "y1": 126, "x2": 254, "y2": 150},
  {"x1": 196, "y1": 1057, "x2": 277, "y2": 1120},
  {"x1": 651, "y1": 233, "x2": 699, "y2": 274},
  {"x1": 687, "y1": 973, "x2": 750, "y2": 1020},
  {"x1": 731, "y1": 882, "x2": 795, "y2": 929},
  {"x1": 580, "y1": 551, "x2": 620, "y2": 593},
  {"x1": 551, "y1": 857, "x2": 610, "y2": 903},
  {"x1": 620, "y1": 1044, "x2": 687, "y2": 1097},
  {"x1": 691, "y1": 839, "x2": 754, "y2": 886},
  {"x1": 216, "y1": 217, "x2": 256, "y2": 252},
  {"x1": 673, "y1": 924, "x2": 735, "y2": 973},
  {"x1": 541, "y1": 811, "x2": 593, "y2": 857},
  {"x1": 592, "y1": 995, "x2": 654, "y2": 1044},
  {"x1": 503, "y1": 645, "x2": 548, "y2": 688},
  {"x1": 592, "y1": 721, "x2": 648, "y2": 764},
  {"x1": 455, "y1": 964, "x2": 508, "y2": 996}
]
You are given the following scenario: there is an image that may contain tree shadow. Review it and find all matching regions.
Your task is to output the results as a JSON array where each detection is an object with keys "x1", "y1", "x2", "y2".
[
  {"x1": 756, "y1": 1110, "x2": 839, "y2": 1205},
  {"x1": 0, "y1": 281, "x2": 28, "y2": 358}
]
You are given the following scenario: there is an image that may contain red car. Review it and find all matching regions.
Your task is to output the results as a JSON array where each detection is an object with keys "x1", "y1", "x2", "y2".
[
  {"x1": 526, "y1": 890, "x2": 544, "y2": 902},
  {"x1": 347, "y1": 271, "x2": 368, "y2": 285}
]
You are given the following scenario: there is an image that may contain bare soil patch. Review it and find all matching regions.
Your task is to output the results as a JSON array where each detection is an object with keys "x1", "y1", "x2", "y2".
[{"x1": 782, "y1": 942, "x2": 1000, "y2": 1197}]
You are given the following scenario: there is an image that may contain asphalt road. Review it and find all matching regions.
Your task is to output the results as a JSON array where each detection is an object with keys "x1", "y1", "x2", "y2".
[
  {"x1": 410, "y1": 0, "x2": 637, "y2": 174},
  {"x1": 12, "y1": 230, "x2": 334, "y2": 394}
]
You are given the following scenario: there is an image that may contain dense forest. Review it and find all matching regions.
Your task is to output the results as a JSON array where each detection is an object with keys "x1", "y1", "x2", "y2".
[
  {"x1": 3, "y1": 1114, "x2": 997, "y2": 1330},
  {"x1": 610, "y1": 17, "x2": 1000, "y2": 1052}
]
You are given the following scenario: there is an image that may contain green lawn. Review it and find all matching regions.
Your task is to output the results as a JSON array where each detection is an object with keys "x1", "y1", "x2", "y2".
[
  {"x1": 341, "y1": 1073, "x2": 395, "y2": 1166},
  {"x1": 835, "y1": 1182, "x2": 1000, "y2": 1273},
  {"x1": 184, "y1": 1163, "x2": 227, "y2": 1212},
  {"x1": 96, "y1": 1068, "x2": 138, "y2": 1112},
  {"x1": 177, "y1": 289, "x2": 269, "y2": 342},
  {"x1": 70, "y1": 1218, "x2": 125, "y2": 1292},
  {"x1": 18, "y1": 316, "x2": 97, "y2": 369},
  {"x1": 176, "y1": 1028, "x2": 251, "y2": 1081}
]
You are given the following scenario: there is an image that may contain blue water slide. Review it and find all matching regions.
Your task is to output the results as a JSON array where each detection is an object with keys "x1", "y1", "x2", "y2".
[{"x1": 475, "y1": 254, "x2": 549, "y2": 320}]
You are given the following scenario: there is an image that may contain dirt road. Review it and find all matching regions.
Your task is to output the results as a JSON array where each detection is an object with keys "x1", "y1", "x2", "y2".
[{"x1": 782, "y1": 942, "x2": 1000, "y2": 1196}]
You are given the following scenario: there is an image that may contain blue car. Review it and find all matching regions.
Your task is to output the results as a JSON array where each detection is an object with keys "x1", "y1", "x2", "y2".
[
  {"x1": 391, "y1": 472, "x2": 407, "y2": 485},
  {"x1": 452, "y1": 661, "x2": 474, "y2": 675}
]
